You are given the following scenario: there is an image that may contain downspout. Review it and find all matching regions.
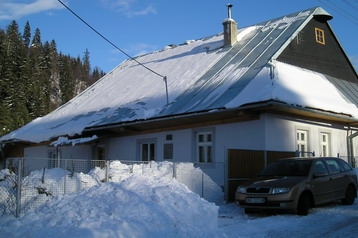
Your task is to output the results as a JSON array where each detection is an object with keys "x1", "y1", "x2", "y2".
[
  {"x1": 56, "y1": 145, "x2": 60, "y2": 168},
  {"x1": 347, "y1": 128, "x2": 358, "y2": 167}
]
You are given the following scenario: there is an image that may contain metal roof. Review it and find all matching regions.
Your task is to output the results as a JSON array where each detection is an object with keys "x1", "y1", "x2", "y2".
[
  {"x1": 3, "y1": 6, "x2": 358, "y2": 143},
  {"x1": 157, "y1": 7, "x2": 324, "y2": 116}
]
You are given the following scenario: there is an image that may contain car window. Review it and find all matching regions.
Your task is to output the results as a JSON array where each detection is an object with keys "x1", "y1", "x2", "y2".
[
  {"x1": 325, "y1": 159, "x2": 341, "y2": 174},
  {"x1": 259, "y1": 160, "x2": 312, "y2": 176},
  {"x1": 337, "y1": 159, "x2": 352, "y2": 172},
  {"x1": 313, "y1": 161, "x2": 329, "y2": 176}
]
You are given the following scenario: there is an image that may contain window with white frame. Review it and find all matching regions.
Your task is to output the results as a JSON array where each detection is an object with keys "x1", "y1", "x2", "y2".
[
  {"x1": 320, "y1": 132, "x2": 330, "y2": 156},
  {"x1": 296, "y1": 129, "x2": 309, "y2": 157},
  {"x1": 196, "y1": 131, "x2": 213, "y2": 163},
  {"x1": 140, "y1": 142, "x2": 155, "y2": 161},
  {"x1": 48, "y1": 149, "x2": 61, "y2": 168}
]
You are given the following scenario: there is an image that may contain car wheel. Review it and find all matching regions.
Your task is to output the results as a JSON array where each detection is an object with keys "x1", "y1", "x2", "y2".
[
  {"x1": 342, "y1": 185, "x2": 356, "y2": 205},
  {"x1": 297, "y1": 193, "x2": 310, "y2": 216}
]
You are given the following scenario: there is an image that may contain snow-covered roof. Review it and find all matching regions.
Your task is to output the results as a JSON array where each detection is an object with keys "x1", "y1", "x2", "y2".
[{"x1": 2, "y1": 6, "x2": 358, "y2": 143}]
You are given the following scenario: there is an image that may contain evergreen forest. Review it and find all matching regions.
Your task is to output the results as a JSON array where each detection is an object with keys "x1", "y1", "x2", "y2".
[{"x1": 0, "y1": 20, "x2": 105, "y2": 137}]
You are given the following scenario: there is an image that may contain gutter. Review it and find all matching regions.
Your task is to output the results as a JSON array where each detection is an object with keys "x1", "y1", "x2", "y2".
[{"x1": 84, "y1": 99, "x2": 358, "y2": 133}]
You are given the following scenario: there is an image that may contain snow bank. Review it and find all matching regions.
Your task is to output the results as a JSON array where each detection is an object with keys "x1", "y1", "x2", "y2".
[{"x1": 0, "y1": 174, "x2": 218, "y2": 238}]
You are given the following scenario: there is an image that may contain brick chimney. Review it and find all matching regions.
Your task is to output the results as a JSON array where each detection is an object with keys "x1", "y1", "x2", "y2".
[{"x1": 223, "y1": 4, "x2": 237, "y2": 46}]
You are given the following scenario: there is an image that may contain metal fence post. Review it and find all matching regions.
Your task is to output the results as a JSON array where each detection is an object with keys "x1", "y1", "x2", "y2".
[
  {"x1": 201, "y1": 171, "x2": 204, "y2": 198},
  {"x1": 15, "y1": 158, "x2": 23, "y2": 218},
  {"x1": 173, "y1": 162, "x2": 177, "y2": 178},
  {"x1": 105, "y1": 160, "x2": 110, "y2": 182}
]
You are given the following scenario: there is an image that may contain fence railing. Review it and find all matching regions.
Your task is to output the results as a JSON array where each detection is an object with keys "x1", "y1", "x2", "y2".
[{"x1": 1, "y1": 157, "x2": 225, "y2": 217}]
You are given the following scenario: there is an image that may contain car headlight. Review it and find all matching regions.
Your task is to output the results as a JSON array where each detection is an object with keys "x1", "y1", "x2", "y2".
[
  {"x1": 271, "y1": 188, "x2": 290, "y2": 194},
  {"x1": 237, "y1": 186, "x2": 247, "y2": 193}
]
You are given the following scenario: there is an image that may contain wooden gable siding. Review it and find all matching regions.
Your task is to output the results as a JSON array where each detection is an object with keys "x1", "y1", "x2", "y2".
[{"x1": 277, "y1": 18, "x2": 357, "y2": 83}]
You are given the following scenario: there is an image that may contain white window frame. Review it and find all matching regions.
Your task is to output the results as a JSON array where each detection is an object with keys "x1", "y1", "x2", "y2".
[
  {"x1": 296, "y1": 129, "x2": 309, "y2": 157},
  {"x1": 138, "y1": 139, "x2": 156, "y2": 161},
  {"x1": 196, "y1": 131, "x2": 213, "y2": 163},
  {"x1": 320, "y1": 132, "x2": 330, "y2": 157}
]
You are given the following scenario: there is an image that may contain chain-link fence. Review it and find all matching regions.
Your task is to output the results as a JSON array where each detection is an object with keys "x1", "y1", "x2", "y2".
[{"x1": 1, "y1": 158, "x2": 225, "y2": 217}]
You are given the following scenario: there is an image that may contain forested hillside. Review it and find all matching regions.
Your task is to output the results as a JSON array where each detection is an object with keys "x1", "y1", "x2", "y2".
[{"x1": 0, "y1": 20, "x2": 105, "y2": 137}]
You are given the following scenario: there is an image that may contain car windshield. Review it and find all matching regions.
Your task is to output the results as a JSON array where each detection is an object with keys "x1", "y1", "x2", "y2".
[{"x1": 259, "y1": 160, "x2": 312, "y2": 177}]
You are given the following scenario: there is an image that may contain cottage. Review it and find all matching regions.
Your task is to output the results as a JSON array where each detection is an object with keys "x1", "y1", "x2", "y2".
[{"x1": 1, "y1": 6, "x2": 358, "y2": 200}]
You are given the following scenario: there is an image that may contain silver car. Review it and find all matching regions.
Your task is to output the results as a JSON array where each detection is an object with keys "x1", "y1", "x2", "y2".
[{"x1": 235, "y1": 157, "x2": 358, "y2": 215}]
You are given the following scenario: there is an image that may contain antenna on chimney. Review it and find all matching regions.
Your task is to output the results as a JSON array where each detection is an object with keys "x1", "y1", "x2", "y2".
[
  {"x1": 227, "y1": 3, "x2": 233, "y2": 19},
  {"x1": 223, "y1": 3, "x2": 237, "y2": 46}
]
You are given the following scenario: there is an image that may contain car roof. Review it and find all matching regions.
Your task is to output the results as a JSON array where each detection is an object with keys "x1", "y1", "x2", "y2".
[{"x1": 279, "y1": 157, "x2": 341, "y2": 161}]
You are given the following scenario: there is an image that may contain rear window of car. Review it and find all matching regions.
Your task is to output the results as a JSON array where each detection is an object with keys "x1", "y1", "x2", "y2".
[
  {"x1": 337, "y1": 159, "x2": 352, "y2": 172},
  {"x1": 259, "y1": 160, "x2": 312, "y2": 177}
]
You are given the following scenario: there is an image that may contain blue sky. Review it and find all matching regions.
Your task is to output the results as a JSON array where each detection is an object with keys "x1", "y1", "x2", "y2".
[{"x1": 0, "y1": 0, "x2": 357, "y2": 73}]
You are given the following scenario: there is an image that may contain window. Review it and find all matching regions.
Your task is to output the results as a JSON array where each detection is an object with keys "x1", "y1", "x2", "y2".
[
  {"x1": 164, "y1": 134, "x2": 173, "y2": 160},
  {"x1": 325, "y1": 159, "x2": 341, "y2": 174},
  {"x1": 97, "y1": 146, "x2": 105, "y2": 160},
  {"x1": 338, "y1": 159, "x2": 352, "y2": 172},
  {"x1": 140, "y1": 142, "x2": 155, "y2": 161},
  {"x1": 48, "y1": 150, "x2": 58, "y2": 168},
  {"x1": 163, "y1": 144, "x2": 173, "y2": 160},
  {"x1": 95, "y1": 146, "x2": 106, "y2": 168},
  {"x1": 320, "y1": 132, "x2": 330, "y2": 156},
  {"x1": 315, "y1": 28, "x2": 325, "y2": 45},
  {"x1": 313, "y1": 160, "x2": 328, "y2": 176},
  {"x1": 196, "y1": 131, "x2": 213, "y2": 163},
  {"x1": 296, "y1": 129, "x2": 309, "y2": 157},
  {"x1": 48, "y1": 149, "x2": 61, "y2": 168}
]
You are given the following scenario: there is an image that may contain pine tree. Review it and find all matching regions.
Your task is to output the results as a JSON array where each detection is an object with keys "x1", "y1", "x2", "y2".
[
  {"x1": 2, "y1": 21, "x2": 28, "y2": 131},
  {"x1": 0, "y1": 20, "x2": 106, "y2": 136},
  {"x1": 22, "y1": 21, "x2": 31, "y2": 49},
  {"x1": 82, "y1": 48, "x2": 90, "y2": 82},
  {"x1": 58, "y1": 54, "x2": 75, "y2": 103}
]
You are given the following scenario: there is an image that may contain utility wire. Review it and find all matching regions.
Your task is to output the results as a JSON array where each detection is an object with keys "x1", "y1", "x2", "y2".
[
  {"x1": 57, "y1": 0, "x2": 166, "y2": 79},
  {"x1": 57, "y1": 0, "x2": 169, "y2": 104},
  {"x1": 343, "y1": 0, "x2": 358, "y2": 12},
  {"x1": 318, "y1": 0, "x2": 358, "y2": 25}
]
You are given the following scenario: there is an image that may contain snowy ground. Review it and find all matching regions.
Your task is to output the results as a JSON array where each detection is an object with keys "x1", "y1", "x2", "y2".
[{"x1": 0, "y1": 164, "x2": 357, "y2": 238}]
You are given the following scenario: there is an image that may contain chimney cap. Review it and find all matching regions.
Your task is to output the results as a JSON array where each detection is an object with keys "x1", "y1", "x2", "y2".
[{"x1": 226, "y1": 3, "x2": 234, "y2": 19}]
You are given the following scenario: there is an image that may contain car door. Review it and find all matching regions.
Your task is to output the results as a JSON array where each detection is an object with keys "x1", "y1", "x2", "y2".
[
  {"x1": 324, "y1": 158, "x2": 347, "y2": 199},
  {"x1": 310, "y1": 160, "x2": 333, "y2": 204}
]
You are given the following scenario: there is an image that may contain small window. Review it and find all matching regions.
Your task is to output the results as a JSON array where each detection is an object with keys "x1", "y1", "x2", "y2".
[
  {"x1": 166, "y1": 134, "x2": 173, "y2": 141},
  {"x1": 196, "y1": 131, "x2": 213, "y2": 163},
  {"x1": 315, "y1": 28, "x2": 325, "y2": 45}
]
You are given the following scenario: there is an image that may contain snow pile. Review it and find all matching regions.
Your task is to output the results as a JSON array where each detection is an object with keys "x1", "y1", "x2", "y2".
[
  {"x1": 89, "y1": 161, "x2": 224, "y2": 204},
  {"x1": 0, "y1": 161, "x2": 223, "y2": 237},
  {"x1": 0, "y1": 161, "x2": 223, "y2": 213},
  {"x1": 0, "y1": 168, "x2": 357, "y2": 237},
  {"x1": 0, "y1": 161, "x2": 222, "y2": 237},
  {"x1": 0, "y1": 175, "x2": 218, "y2": 238}
]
